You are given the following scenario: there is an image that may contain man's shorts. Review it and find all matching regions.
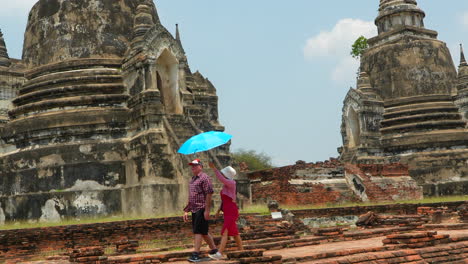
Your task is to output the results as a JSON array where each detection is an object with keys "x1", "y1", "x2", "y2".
[{"x1": 192, "y1": 208, "x2": 209, "y2": 235}]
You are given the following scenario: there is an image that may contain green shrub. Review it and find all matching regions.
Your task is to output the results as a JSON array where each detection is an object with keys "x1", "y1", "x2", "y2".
[{"x1": 232, "y1": 149, "x2": 273, "y2": 171}]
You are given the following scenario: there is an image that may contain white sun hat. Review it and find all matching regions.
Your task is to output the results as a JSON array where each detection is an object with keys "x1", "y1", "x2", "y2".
[{"x1": 220, "y1": 166, "x2": 237, "y2": 179}]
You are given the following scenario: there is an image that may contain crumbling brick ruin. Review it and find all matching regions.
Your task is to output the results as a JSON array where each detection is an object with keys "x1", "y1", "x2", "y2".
[
  {"x1": 247, "y1": 159, "x2": 422, "y2": 205},
  {"x1": 340, "y1": 0, "x2": 468, "y2": 196},
  {"x1": 0, "y1": 0, "x2": 230, "y2": 222}
]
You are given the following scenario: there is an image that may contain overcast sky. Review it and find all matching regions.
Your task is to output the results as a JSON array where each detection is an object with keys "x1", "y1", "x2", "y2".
[{"x1": 1, "y1": 1, "x2": 468, "y2": 166}]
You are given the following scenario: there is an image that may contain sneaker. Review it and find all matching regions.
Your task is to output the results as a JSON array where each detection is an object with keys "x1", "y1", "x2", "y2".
[
  {"x1": 188, "y1": 252, "x2": 201, "y2": 262},
  {"x1": 208, "y1": 248, "x2": 218, "y2": 255},
  {"x1": 208, "y1": 252, "x2": 223, "y2": 260}
]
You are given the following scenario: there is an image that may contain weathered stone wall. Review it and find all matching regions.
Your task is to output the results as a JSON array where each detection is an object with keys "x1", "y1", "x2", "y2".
[
  {"x1": 0, "y1": 142, "x2": 126, "y2": 195},
  {"x1": 0, "y1": 70, "x2": 24, "y2": 122},
  {"x1": 121, "y1": 184, "x2": 187, "y2": 216},
  {"x1": 404, "y1": 149, "x2": 468, "y2": 185},
  {"x1": 362, "y1": 39, "x2": 457, "y2": 100},
  {"x1": 22, "y1": 0, "x2": 158, "y2": 66},
  {"x1": 0, "y1": 140, "x2": 129, "y2": 222},
  {"x1": 0, "y1": 189, "x2": 122, "y2": 224}
]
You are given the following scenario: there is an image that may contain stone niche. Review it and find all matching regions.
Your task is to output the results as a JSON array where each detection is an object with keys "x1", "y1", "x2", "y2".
[
  {"x1": 340, "y1": 0, "x2": 468, "y2": 195},
  {"x1": 0, "y1": 0, "x2": 230, "y2": 222}
]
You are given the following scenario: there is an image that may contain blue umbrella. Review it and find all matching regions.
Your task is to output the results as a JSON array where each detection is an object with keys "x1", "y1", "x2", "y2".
[{"x1": 178, "y1": 131, "x2": 232, "y2": 155}]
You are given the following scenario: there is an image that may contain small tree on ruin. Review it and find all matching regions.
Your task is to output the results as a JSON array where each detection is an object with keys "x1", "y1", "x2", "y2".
[
  {"x1": 350, "y1": 36, "x2": 369, "y2": 78},
  {"x1": 350, "y1": 36, "x2": 368, "y2": 59},
  {"x1": 232, "y1": 149, "x2": 273, "y2": 171}
]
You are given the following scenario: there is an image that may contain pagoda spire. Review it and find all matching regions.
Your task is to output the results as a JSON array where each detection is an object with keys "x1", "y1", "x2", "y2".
[
  {"x1": 376, "y1": 0, "x2": 425, "y2": 34},
  {"x1": 175, "y1": 24, "x2": 181, "y2": 42},
  {"x1": 130, "y1": 3, "x2": 155, "y2": 50},
  {"x1": 457, "y1": 43, "x2": 468, "y2": 91},
  {"x1": 357, "y1": 72, "x2": 380, "y2": 99},
  {"x1": 175, "y1": 24, "x2": 183, "y2": 46},
  {"x1": 0, "y1": 28, "x2": 11, "y2": 67},
  {"x1": 460, "y1": 43, "x2": 467, "y2": 67}
]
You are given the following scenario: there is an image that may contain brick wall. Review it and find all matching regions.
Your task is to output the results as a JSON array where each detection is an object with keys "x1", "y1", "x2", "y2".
[
  {"x1": 248, "y1": 159, "x2": 355, "y2": 205},
  {"x1": 0, "y1": 216, "x2": 222, "y2": 262},
  {"x1": 291, "y1": 201, "x2": 467, "y2": 218},
  {"x1": 247, "y1": 160, "x2": 423, "y2": 206},
  {"x1": 345, "y1": 163, "x2": 423, "y2": 202}
]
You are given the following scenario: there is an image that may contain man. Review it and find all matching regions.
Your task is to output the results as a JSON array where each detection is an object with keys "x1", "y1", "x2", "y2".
[{"x1": 183, "y1": 159, "x2": 218, "y2": 262}]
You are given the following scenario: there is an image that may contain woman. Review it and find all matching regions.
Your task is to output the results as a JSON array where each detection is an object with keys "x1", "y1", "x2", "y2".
[{"x1": 208, "y1": 162, "x2": 244, "y2": 260}]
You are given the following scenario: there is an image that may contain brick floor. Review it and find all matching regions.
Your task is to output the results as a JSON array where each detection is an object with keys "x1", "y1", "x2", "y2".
[
  {"x1": 266, "y1": 230, "x2": 468, "y2": 264},
  {"x1": 15, "y1": 227, "x2": 468, "y2": 264}
]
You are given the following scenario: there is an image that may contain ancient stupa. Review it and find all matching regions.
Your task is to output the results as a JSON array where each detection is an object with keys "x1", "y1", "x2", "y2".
[
  {"x1": 340, "y1": 0, "x2": 468, "y2": 195},
  {"x1": 0, "y1": 0, "x2": 230, "y2": 222}
]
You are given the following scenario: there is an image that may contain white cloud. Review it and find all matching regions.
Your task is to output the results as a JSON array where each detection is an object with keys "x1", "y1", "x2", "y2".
[
  {"x1": 303, "y1": 18, "x2": 376, "y2": 84},
  {"x1": 460, "y1": 11, "x2": 468, "y2": 28},
  {"x1": 304, "y1": 18, "x2": 376, "y2": 59},
  {"x1": 331, "y1": 56, "x2": 360, "y2": 84}
]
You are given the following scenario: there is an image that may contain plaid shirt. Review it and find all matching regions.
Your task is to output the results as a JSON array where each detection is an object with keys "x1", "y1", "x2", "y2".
[{"x1": 184, "y1": 172, "x2": 214, "y2": 213}]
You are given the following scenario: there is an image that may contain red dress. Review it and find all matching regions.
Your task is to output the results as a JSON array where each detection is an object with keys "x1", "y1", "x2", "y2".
[{"x1": 220, "y1": 192, "x2": 239, "y2": 236}]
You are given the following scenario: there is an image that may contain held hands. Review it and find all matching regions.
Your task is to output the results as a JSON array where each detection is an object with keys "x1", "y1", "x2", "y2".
[
  {"x1": 183, "y1": 211, "x2": 189, "y2": 222},
  {"x1": 208, "y1": 162, "x2": 216, "y2": 169},
  {"x1": 204, "y1": 210, "x2": 211, "y2": 220}
]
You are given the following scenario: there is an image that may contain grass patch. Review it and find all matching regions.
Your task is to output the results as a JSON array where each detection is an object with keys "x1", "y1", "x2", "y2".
[
  {"x1": 0, "y1": 212, "x2": 181, "y2": 231},
  {"x1": 240, "y1": 203, "x2": 269, "y2": 215},
  {"x1": 1, "y1": 195, "x2": 466, "y2": 231},
  {"x1": 138, "y1": 238, "x2": 191, "y2": 253},
  {"x1": 392, "y1": 195, "x2": 468, "y2": 204}
]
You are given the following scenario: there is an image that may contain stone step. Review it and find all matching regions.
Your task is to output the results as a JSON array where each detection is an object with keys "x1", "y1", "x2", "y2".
[
  {"x1": 384, "y1": 101, "x2": 458, "y2": 117},
  {"x1": 381, "y1": 129, "x2": 468, "y2": 149},
  {"x1": 380, "y1": 120, "x2": 466, "y2": 134},
  {"x1": 383, "y1": 94, "x2": 453, "y2": 108},
  {"x1": 14, "y1": 83, "x2": 125, "y2": 106},
  {"x1": 21, "y1": 74, "x2": 123, "y2": 95},
  {"x1": 10, "y1": 94, "x2": 129, "y2": 118},
  {"x1": 381, "y1": 112, "x2": 462, "y2": 127},
  {"x1": 25, "y1": 58, "x2": 122, "y2": 79}
]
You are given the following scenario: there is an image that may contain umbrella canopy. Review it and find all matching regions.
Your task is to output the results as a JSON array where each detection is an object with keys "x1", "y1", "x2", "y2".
[{"x1": 178, "y1": 131, "x2": 232, "y2": 155}]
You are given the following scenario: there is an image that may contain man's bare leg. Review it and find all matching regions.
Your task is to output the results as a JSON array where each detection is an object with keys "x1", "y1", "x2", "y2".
[
  {"x1": 194, "y1": 234, "x2": 203, "y2": 252},
  {"x1": 202, "y1": 233, "x2": 217, "y2": 250}
]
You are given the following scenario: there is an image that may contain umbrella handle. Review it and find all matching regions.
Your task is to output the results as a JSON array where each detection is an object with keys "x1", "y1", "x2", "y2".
[{"x1": 208, "y1": 149, "x2": 223, "y2": 169}]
